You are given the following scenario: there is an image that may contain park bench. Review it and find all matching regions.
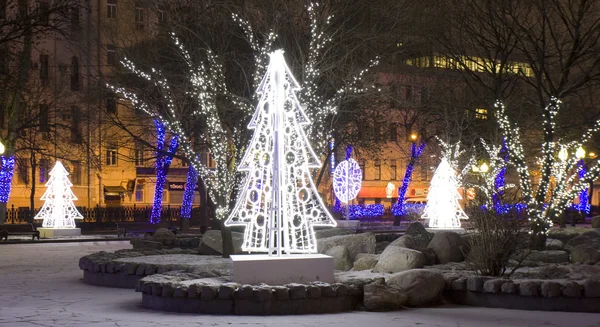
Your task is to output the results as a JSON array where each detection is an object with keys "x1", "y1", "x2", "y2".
[
  {"x1": 117, "y1": 221, "x2": 177, "y2": 237},
  {"x1": 0, "y1": 223, "x2": 40, "y2": 241}
]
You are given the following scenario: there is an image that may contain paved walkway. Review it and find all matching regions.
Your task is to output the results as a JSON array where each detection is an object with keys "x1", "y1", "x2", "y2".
[{"x1": 1, "y1": 242, "x2": 599, "y2": 327}]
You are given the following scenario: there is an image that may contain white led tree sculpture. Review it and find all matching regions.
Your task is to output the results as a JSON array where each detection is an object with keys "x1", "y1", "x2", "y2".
[
  {"x1": 35, "y1": 161, "x2": 83, "y2": 228},
  {"x1": 225, "y1": 50, "x2": 336, "y2": 255},
  {"x1": 422, "y1": 158, "x2": 468, "y2": 228}
]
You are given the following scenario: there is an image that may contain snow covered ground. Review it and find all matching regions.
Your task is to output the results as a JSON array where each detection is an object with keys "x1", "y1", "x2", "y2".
[{"x1": 0, "y1": 242, "x2": 599, "y2": 327}]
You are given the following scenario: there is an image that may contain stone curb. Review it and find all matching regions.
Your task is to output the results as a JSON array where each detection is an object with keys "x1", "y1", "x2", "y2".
[
  {"x1": 443, "y1": 275, "x2": 600, "y2": 313},
  {"x1": 136, "y1": 277, "x2": 362, "y2": 315}
]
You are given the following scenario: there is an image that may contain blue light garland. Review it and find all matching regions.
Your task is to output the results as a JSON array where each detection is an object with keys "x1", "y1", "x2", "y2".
[
  {"x1": 151, "y1": 120, "x2": 179, "y2": 224},
  {"x1": 396, "y1": 143, "x2": 426, "y2": 215},
  {"x1": 0, "y1": 156, "x2": 15, "y2": 203},
  {"x1": 492, "y1": 138, "x2": 509, "y2": 207},
  {"x1": 329, "y1": 138, "x2": 335, "y2": 173},
  {"x1": 576, "y1": 159, "x2": 590, "y2": 214},
  {"x1": 392, "y1": 202, "x2": 425, "y2": 216},
  {"x1": 347, "y1": 204, "x2": 384, "y2": 220},
  {"x1": 180, "y1": 164, "x2": 197, "y2": 219}
]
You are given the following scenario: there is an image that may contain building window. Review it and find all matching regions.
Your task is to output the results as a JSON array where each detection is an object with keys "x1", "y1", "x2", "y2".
[
  {"x1": 374, "y1": 160, "x2": 381, "y2": 180},
  {"x1": 135, "y1": 184, "x2": 144, "y2": 202},
  {"x1": 135, "y1": 6, "x2": 144, "y2": 30},
  {"x1": 106, "y1": 96, "x2": 116, "y2": 114},
  {"x1": 106, "y1": 148, "x2": 118, "y2": 166},
  {"x1": 134, "y1": 146, "x2": 144, "y2": 166},
  {"x1": 106, "y1": 44, "x2": 116, "y2": 65},
  {"x1": 39, "y1": 104, "x2": 49, "y2": 132},
  {"x1": 0, "y1": 104, "x2": 5, "y2": 128},
  {"x1": 0, "y1": 0, "x2": 6, "y2": 20},
  {"x1": 360, "y1": 160, "x2": 366, "y2": 181},
  {"x1": 70, "y1": 6, "x2": 80, "y2": 36},
  {"x1": 107, "y1": 0, "x2": 117, "y2": 18},
  {"x1": 157, "y1": 7, "x2": 166, "y2": 24},
  {"x1": 420, "y1": 165, "x2": 428, "y2": 181},
  {"x1": 40, "y1": 54, "x2": 49, "y2": 82},
  {"x1": 39, "y1": 158, "x2": 50, "y2": 183},
  {"x1": 475, "y1": 108, "x2": 488, "y2": 120},
  {"x1": 39, "y1": 0, "x2": 50, "y2": 25},
  {"x1": 201, "y1": 152, "x2": 215, "y2": 169},
  {"x1": 390, "y1": 160, "x2": 397, "y2": 180},
  {"x1": 16, "y1": 159, "x2": 29, "y2": 184},
  {"x1": 70, "y1": 161, "x2": 81, "y2": 185},
  {"x1": 71, "y1": 106, "x2": 81, "y2": 143},
  {"x1": 70, "y1": 57, "x2": 80, "y2": 91},
  {"x1": 389, "y1": 123, "x2": 397, "y2": 142}
]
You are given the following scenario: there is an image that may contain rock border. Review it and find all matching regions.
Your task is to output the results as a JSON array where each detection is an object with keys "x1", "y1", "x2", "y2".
[
  {"x1": 79, "y1": 249, "x2": 201, "y2": 288},
  {"x1": 136, "y1": 276, "x2": 364, "y2": 315},
  {"x1": 443, "y1": 275, "x2": 600, "y2": 313}
]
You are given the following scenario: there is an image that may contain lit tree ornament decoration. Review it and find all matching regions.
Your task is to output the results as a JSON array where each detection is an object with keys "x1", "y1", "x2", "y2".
[
  {"x1": 332, "y1": 158, "x2": 362, "y2": 203},
  {"x1": 422, "y1": 158, "x2": 469, "y2": 228},
  {"x1": 34, "y1": 161, "x2": 83, "y2": 228},
  {"x1": 396, "y1": 142, "x2": 426, "y2": 217},
  {"x1": 0, "y1": 156, "x2": 15, "y2": 203},
  {"x1": 225, "y1": 50, "x2": 336, "y2": 255}
]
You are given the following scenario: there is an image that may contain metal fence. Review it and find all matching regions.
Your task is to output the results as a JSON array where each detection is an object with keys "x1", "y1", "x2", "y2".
[{"x1": 4, "y1": 204, "x2": 205, "y2": 225}]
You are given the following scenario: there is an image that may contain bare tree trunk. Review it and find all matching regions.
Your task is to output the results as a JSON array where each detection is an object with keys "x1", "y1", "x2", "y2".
[{"x1": 29, "y1": 153, "x2": 37, "y2": 221}]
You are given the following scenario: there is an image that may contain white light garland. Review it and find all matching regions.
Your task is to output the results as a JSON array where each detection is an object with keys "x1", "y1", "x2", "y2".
[
  {"x1": 34, "y1": 161, "x2": 83, "y2": 228},
  {"x1": 225, "y1": 50, "x2": 336, "y2": 255}
]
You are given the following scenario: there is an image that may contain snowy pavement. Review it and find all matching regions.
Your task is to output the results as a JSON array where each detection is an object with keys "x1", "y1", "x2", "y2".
[{"x1": 1, "y1": 242, "x2": 599, "y2": 327}]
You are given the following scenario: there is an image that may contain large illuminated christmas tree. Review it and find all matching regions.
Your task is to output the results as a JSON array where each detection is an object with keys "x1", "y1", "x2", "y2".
[
  {"x1": 225, "y1": 50, "x2": 336, "y2": 255},
  {"x1": 422, "y1": 158, "x2": 468, "y2": 228},
  {"x1": 35, "y1": 161, "x2": 83, "y2": 228}
]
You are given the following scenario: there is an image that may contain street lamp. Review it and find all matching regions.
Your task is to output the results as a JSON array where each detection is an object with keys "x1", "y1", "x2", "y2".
[
  {"x1": 480, "y1": 162, "x2": 489, "y2": 173},
  {"x1": 558, "y1": 148, "x2": 569, "y2": 161},
  {"x1": 576, "y1": 146, "x2": 586, "y2": 160},
  {"x1": 0, "y1": 141, "x2": 5, "y2": 155},
  {"x1": 409, "y1": 132, "x2": 418, "y2": 142}
]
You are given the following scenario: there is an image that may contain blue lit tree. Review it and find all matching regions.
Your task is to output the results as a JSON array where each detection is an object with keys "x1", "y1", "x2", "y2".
[
  {"x1": 394, "y1": 142, "x2": 426, "y2": 225},
  {"x1": 180, "y1": 163, "x2": 198, "y2": 220},
  {"x1": 150, "y1": 120, "x2": 179, "y2": 224}
]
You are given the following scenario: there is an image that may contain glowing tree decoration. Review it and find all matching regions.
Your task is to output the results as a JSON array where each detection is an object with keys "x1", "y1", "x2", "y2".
[
  {"x1": 225, "y1": 50, "x2": 336, "y2": 255},
  {"x1": 180, "y1": 164, "x2": 198, "y2": 219},
  {"x1": 150, "y1": 120, "x2": 179, "y2": 224},
  {"x1": 576, "y1": 160, "x2": 590, "y2": 214},
  {"x1": 422, "y1": 158, "x2": 469, "y2": 228},
  {"x1": 332, "y1": 151, "x2": 362, "y2": 203},
  {"x1": 0, "y1": 156, "x2": 15, "y2": 203},
  {"x1": 35, "y1": 161, "x2": 83, "y2": 228}
]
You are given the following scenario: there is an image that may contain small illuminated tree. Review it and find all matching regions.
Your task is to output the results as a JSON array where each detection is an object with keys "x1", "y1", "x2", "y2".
[
  {"x1": 225, "y1": 50, "x2": 336, "y2": 255},
  {"x1": 422, "y1": 158, "x2": 469, "y2": 228},
  {"x1": 34, "y1": 161, "x2": 83, "y2": 228}
]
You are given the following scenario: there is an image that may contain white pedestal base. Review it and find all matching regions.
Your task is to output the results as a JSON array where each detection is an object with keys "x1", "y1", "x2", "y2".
[
  {"x1": 38, "y1": 228, "x2": 81, "y2": 238},
  {"x1": 426, "y1": 227, "x2": 466, "y2": 234},
  {"x1": 230, "y1": 254, "x2": 334, "y2": 285},
  {"x1": 335, "y1": 220, "x2": 360, "y2": 230}
]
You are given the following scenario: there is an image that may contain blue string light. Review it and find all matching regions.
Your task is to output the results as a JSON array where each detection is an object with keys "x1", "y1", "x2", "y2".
[
  {"x1": 0, "y1": 156, "x2": 15, "y2": 203},
  {"x1": 392, "y1": 202, "x2": 425, "y2": 216},
  {"x1": 576, "y1": 159, "x2": 590, "y2": 214},
  {"x1": 396, "y1": 143, "x2": 426, "y2": 215},
  {"x1": 492, "y1": 138, "x2": 509, "y2": 207},
  {"x1": 151, "y1": 120, "x2": 179, "y2": 224},
  {"x1": 329, "y1": 138, "x2": 335, "y2": 173},
  {"x1": 180, "y1": 164, "x2": 197, "y2": 219}
]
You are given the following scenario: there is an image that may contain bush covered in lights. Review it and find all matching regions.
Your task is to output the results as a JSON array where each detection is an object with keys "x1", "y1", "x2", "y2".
[
  {"x1": 346, "y1": 204, "x2": 384, "y2": 220},
  {"x1": 392, "y1": 203, "x2": 426, "y2": 216}
]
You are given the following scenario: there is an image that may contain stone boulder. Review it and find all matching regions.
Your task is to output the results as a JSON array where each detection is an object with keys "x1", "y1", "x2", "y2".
[
  {"x1": 198, "y1": 230, "x2": 244, "y2": 255},
  {"x1": 325, "y1": 245, "x2": 353, "y2": 271},
  {"x1": 565, "y1": 230, "x2": 600, "y2": 251},
  {"x1": 153, "y1": 228, "x2": 176, "y2": 240},
  {"x1": 353, "y1": 254, "x2": 379, "y2": 271},
  {"x1": 545, "y1": 238, "x2": 564, "y2": 250},
  {"x1": 592, "y1": 216, "x2": 600, "y2": 228},
  {"x1": 571, "y1": 244, "x2": 600, "y2": 264},
  {"x1": 373, "y1": 246, "x2": 426, "y2": 273},
  {"x1": 131, "y1": 238, "x2": 163, "y2": 250},
  {"x1": 386, "y1": 269, "x2": 445, "y2": 307},
  {"x1": 427, "y1": 231, "x2": 464, "y2": 264},
  {"x1": 405, "y1": 222, "x2": 433, "y2": 246},
  {"x1": 315, "y1": 228, "x2": 355, "y2": 239},
  {"x1": 525, "y1": 250, "x2": 570, "y2": 264},
  {"x1": 363, "y1": 279, "x2": 407, "y2": 311},
  {"x1": 318, "y1": 233, "x2": 376, "y2": 261}
]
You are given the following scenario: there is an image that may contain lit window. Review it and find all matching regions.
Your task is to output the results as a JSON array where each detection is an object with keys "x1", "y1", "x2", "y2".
[
  {"x1": 475, "y1": 108, "x2": 488, "y2": 120},
  {"x1": 135, "y1": 184, "x2": 144, "y2": 202},
  {"x1": 390, "y1": 160, "x2": 397, "y2": 180},
  {"x1": 107, "y1": 0, "x2": 117, "y2": 18},
  {"x1": 106, "y1": 148, "x2": 118, "y2": 166},
  {"x1": 375, "y1": 160, "x2": 381, "y2": 180},
  {"x1": 134, "y1": 148, "x2": 144, "y2": 166}
]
